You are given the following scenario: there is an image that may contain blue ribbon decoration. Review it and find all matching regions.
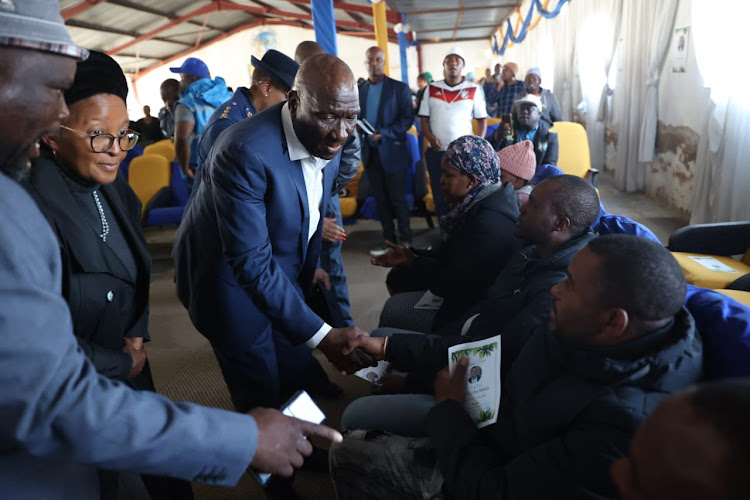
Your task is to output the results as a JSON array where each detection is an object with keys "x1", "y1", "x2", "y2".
[{"x1": 493, "y1": 0, "x2": 568, "y2": 55}]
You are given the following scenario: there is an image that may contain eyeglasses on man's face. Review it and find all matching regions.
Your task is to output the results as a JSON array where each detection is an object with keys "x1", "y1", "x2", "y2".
[{"x1": 60, "y1": 125, "x2": 139, "y2": 153}]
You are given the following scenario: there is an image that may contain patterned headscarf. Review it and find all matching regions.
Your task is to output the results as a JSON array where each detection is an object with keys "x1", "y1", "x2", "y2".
[{"x1": 440, "y1": 135, "x2": 503, "y2": 240}]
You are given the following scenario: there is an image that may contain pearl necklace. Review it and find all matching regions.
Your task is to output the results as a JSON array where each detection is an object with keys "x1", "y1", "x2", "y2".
[{"x1": 92, "y1": 190, "x2": 109, "y2": 242}]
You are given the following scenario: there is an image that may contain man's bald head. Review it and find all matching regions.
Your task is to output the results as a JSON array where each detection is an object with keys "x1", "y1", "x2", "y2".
[
  {"x1": 365, "y1": 46, "x2": 386, "y2": 82},
  {"x1": 289, "y1": 54, "x2": 359, "y2": 160},
  {"x1": 294, "y1": 41, "x2": 325, "y2": 64},
  {"x1": 293, "y1": 54, "x2": 356, "y2": 101}
]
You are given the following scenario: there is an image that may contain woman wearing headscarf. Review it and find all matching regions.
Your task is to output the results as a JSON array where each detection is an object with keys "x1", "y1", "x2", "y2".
[
  {"x1": 24, "y1": 51, "x2": 193, "y2": 500},
  {"x1": 372, "y1": 135, "x2": 522, "y2": 333}
]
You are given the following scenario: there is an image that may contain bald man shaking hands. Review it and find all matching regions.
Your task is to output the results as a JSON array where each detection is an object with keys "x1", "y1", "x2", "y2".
[{"x1": 174, "y1": 54, "x2": 376, "y2": 414}]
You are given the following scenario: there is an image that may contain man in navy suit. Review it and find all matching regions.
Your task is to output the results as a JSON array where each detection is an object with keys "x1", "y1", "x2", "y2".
[
  {"x1": 174, "y1": 54, "x2": 375, "y2": 413},
  {"x1": 359, "y1": 46, "x2": 415, "y2": 250},
  {"x1": 0, "y1": 2, "x2": 342, "y2": 497}
]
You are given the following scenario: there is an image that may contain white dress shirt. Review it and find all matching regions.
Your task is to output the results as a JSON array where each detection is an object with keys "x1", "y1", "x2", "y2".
[{"x1": 280, "y1": 103, "x2": 333, "y2": 348}]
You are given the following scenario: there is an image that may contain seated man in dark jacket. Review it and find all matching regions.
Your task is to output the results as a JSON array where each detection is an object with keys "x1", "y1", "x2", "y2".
[
  {"x1": 331, "y1": 235, "x2": 703, "y2": 500},
  {"x1": 340, "y1": 175, "x2": 602, "y2": 434},
  {"x1": 611, "y1": 378, "x2": 750, "y2": 500},
  {"x1": 489, "y1": 93, "x2": 559, "y2": 166}
]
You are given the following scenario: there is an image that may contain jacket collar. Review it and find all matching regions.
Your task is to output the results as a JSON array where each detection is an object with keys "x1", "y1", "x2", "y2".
[{"x1": 27, "y1": 154, "x2": 147, "y2": 283}]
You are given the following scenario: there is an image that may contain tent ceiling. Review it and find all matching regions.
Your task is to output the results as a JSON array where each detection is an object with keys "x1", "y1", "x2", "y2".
[{"x1": 60, "y1": 0, "x2": 521, "y2": 74}]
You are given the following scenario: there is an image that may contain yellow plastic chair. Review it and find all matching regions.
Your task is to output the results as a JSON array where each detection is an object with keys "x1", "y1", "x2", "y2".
[
  {"x1": 550, "y1": 121, "x2": 599, "y2": 186},
  {"x1": 143, "y1": 140, "x2": 176, "y2": 163},
  {"x1": 714, "y1": 289, "x2": 750, "y2": 308},
  {"x1": 472, "y1": 117, "x2": 502, "y2": 137},
  {"x1": 668, "y1": 222, "x2": 750, "y2": 289},
  {"x1": 128, "y1": 154, "x2": 171, "y2": 218},
  {"x1": 339, "y1": 162, "x2": 364, "y2": 219}
]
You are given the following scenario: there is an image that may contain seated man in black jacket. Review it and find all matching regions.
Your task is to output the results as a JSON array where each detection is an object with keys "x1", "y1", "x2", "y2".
[
  {"x1": 331, "y1": 235, "x2": 703, "y2": 500},
  {"x1": 340, "y1": 175, "x2": 602, "y2": 436},
  {"x1": 611, "y1": 378, "x2": 750, "y2": 500},
  {"x1": 489, "y1": 93, "x2": 559, "y2": 166}
]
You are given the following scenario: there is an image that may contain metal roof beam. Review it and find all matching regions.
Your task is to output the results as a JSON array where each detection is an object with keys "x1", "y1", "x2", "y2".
[
  {"x1": 421, "y1": 35, "x2": 492, "y2": 44},
  {"x1": 405, "y1": 4, "x2": 515, "y2": 15},
  {"x1": 285, "y1": 0, "x2": 399, "y2": 24},
  {"x1": 105, "y1": 0, "x2": 227, "y2": 33},
  {"x1": 417, "y1": 23, "x2": 504, "y2": 35},
  {"x1": 106, "y1": 3, "x2": 219, "y2": 56},
  {"x1": 61, "y1": 0, "x2": 107, "y2": 20}
]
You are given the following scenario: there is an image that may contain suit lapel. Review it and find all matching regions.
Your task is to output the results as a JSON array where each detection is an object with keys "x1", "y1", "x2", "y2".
[
  {"x1": 101, "y1": 180, "x2": 150, "y2": 278},
  {"x1": 281, "y1": 133, "x2": 311, "y2": 262}
]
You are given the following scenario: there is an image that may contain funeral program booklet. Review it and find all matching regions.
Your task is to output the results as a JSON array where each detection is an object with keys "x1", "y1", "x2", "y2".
[
  {"x1": 355, "y1": 360, "x2": 391, "y2": 384},
  {"x1": 448, "y1": 334, "x2": 501, "y2": 428}
]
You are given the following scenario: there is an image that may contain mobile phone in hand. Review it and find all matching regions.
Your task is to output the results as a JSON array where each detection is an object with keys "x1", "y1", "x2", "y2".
[{"x1": 251, "y1": 391, "x2": 326, "y2": 487}]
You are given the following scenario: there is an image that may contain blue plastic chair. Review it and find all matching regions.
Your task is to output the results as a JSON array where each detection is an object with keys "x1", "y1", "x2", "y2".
[
  {"x1": 593, "y1": 214, "x2": 660, "y2": 243},
  {"x1": 685, "y1": 285, "x2": 750, "y2": 379}
]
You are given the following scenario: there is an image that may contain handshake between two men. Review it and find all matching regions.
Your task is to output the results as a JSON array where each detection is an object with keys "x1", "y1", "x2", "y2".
[{"x1": 246, "y1": 326, "x2": 383, "y2": 478}]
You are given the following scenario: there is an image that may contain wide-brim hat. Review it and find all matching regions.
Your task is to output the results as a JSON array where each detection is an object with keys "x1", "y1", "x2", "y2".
[
  {"x1": 251, "y1": 49, "x2": 299, "y2": 91},
  {"x1": 0, "y1": 0, "x2": 88, "y2": 60}
]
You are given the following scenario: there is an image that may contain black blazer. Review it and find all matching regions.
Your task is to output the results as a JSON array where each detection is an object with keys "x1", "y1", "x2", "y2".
[
  {"x1": 25, "y1": 154, "x2": 152, "y2": 383},
  {"x1": 412, "y1": 183, "x2": 522, "y2": 330}
]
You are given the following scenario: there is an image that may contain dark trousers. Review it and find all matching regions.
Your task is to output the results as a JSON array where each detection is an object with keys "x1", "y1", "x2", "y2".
[
  {"x1": 196, "y1": 281, "x2": 329, "y2": 412},
  {"x1": 320, "y1": 193, "x2": 354, "y2": 327},
  {"x1": 425, "y1": 148, "x2": 449, "y2": 221},
  {"x1": 366, "y1": 149, "x2": 412, "y2": 244}
]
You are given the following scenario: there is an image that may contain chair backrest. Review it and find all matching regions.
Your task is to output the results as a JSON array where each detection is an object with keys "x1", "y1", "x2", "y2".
[
  {"x1": 685, "y1": 285, "x2": 750, "y2": 379},
  {"x1": 128, "y1": 154, "x2": 171, "y2": 217},
  {"x1": 143, "y1": 140, "x2": 176, "y2": 163},
  {"x1": 472, "y1": 117, "x2": 502, "y2": 136},
  {"x1": 550, "y1": 121, "x2": 591, "y2": 179},
  {"x1": 405, "y1": 133, "x2": 421, "y2": 196},
  {"x1": 668, "y1": 221, "x2": 750, "y2": 256},
  {"x1": 531, "y1": 164, "x2": 565, "y2": 185},
  {"x1": 119, "y1": 144, "x2": 143, "y2": 182},
  {"x1": 593, "y1": 214, "x2": 661, "y2": 243}
]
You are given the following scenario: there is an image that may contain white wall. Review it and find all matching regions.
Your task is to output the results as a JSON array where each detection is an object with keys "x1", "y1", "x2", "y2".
[
  {"x1": 419, "y1": 40, "x2": 498, "y2": 82},
  {"x1": 125, "y1": 25, "x2": 419, "y2": 117},
  {"x1": 645, "y1": 0, "x2": 710, "y2": 212}
]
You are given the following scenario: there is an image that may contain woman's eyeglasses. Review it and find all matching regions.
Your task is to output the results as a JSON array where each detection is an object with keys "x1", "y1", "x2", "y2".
[{"x1": 60, "y1": 125, "x2": 139, "y2": 153}]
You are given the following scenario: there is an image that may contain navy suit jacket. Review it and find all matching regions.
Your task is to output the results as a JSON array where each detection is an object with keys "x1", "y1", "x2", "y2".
[
  {"x1": 174, "y1": 102, "x2": 339, "y2": 346},
  {"x1": 0, "y1": 172, "x2": 255, "y2": 498},
  {"x1": 358, "y1": 76, "x2": 415, "y2": 173}
]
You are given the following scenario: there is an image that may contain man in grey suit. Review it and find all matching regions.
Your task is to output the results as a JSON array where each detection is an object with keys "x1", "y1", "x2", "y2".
[{"x1": 0, "y1": 2, "x2": 341, "y2": 497}]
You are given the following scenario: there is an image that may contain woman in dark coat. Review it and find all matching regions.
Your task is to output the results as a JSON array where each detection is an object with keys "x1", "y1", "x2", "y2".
[
  {"x1": 24, "y1": 51, "x2": 192, "y2": 500},
  {"x1": 372, "y1": 135, "x2": 522, "y2": 333}
]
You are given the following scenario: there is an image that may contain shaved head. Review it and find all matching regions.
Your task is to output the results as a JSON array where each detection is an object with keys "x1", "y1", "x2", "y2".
[
  {"x1": 289, "y1": 54, "x2": 359, "y2": 160},
  {"x1": 365, "y1": 46, "x2": 386, "y2": 81},
  {"x1": 294, "y1": 41, "x2": 325, "y2": 64}
]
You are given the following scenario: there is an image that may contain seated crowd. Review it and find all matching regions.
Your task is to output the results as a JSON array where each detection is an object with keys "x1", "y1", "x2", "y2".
[{"x1": 3, "y1": 4, "x2": 750, "y2": 500}]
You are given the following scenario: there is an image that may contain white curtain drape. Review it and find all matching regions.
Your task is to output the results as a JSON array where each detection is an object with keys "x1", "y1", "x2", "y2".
[
  {"x1": 637, "y1": 1, "x2": 681, "y2": 162},
  {"x1": 575, "y1": 0, "x2": 624, "y2": 170},
  {"x1": 614, "y1": 0, "x2": 679, "y2": 191},
  {"x1": 689, "y1": 0, "x2": 750, "y2": 223},
  {"x1": 596, "y1": 1, "x2": 623, "y2": 123}
]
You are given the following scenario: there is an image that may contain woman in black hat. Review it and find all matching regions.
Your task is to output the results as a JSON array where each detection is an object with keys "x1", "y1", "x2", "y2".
[{"x1": 24, "y1": 51, "x2": 193, "y2": 500}]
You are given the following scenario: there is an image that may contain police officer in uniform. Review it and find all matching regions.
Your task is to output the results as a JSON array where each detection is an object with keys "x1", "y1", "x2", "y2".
[{"x1": 192, "y1": 49, "x2": 299, "y2": 195}]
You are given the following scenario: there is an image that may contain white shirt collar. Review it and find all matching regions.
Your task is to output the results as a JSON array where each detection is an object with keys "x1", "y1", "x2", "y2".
[{"x1": 281, "y1": 102, "x2": 329, "y2": 168}]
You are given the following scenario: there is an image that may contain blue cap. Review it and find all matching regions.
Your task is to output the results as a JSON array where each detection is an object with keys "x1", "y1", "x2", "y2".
[{"x1": 169, "y1": 57, "x2": 209, "y2": 78}]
